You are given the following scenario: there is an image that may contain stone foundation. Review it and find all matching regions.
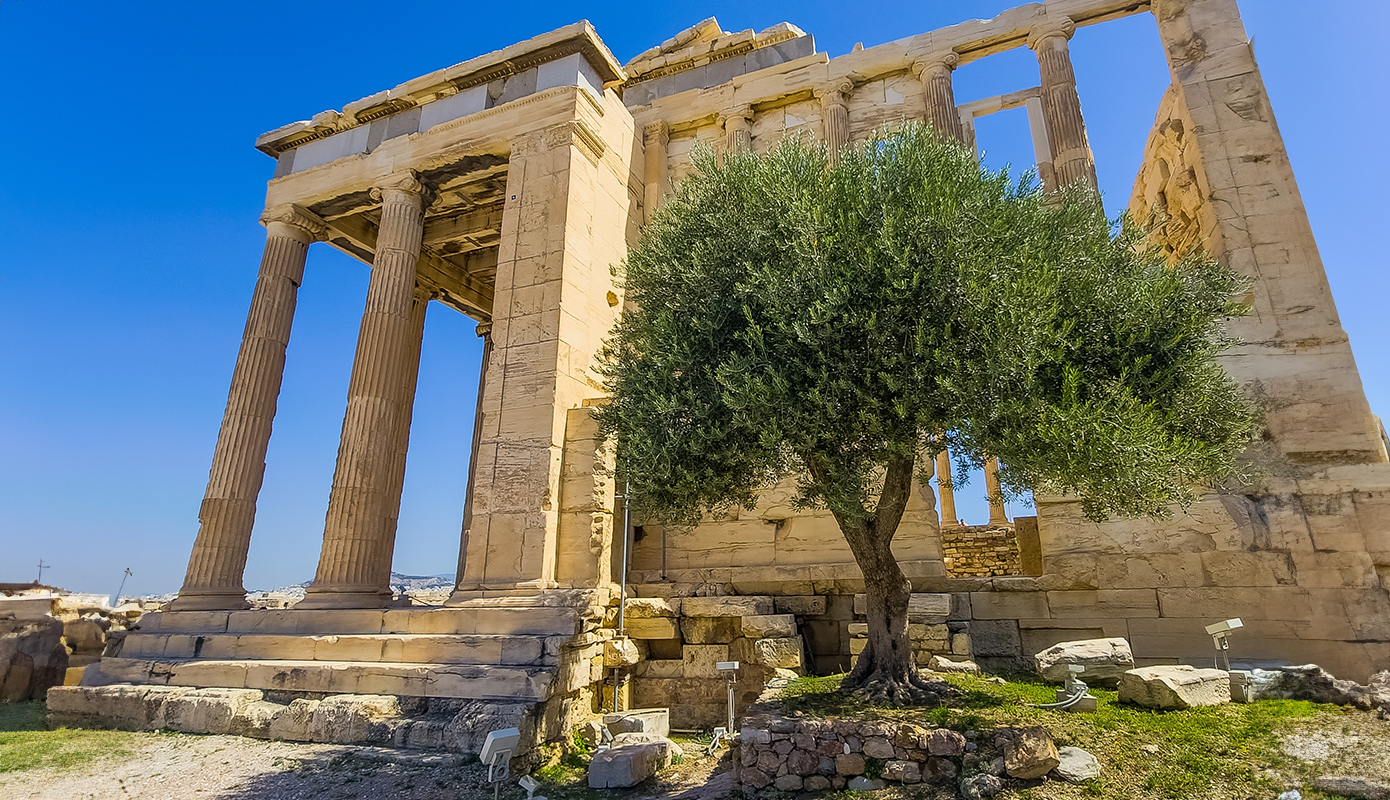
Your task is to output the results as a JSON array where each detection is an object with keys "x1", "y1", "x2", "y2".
[{"x1": 941, "y1": 525, "x2": 1022, "y2": 578}]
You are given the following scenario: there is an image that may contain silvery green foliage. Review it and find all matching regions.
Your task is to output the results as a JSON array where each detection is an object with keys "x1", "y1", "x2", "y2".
[{"x1": 598, "y1": 124, "x2": 1258, "y2": 530}]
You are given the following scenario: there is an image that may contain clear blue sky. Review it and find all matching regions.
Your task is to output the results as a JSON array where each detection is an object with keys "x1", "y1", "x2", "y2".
[{"x1": 2, "y1": 1, "x2": 1386, "y2": 596}]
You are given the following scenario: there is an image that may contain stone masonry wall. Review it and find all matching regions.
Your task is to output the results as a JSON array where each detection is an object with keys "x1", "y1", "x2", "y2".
[{"x1": 941, "y1": 526, "x2": 1021, "y2": 578}]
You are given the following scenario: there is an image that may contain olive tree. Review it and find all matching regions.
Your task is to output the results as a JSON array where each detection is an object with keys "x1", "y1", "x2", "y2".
[{"x1": 595, "y1": 125, "x2": 1259, "y2": 703}]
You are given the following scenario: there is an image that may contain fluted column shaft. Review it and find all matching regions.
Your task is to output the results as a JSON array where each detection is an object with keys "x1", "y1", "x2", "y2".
[
  {"x1": 302, "y1": 172, "x2": 429, "y2": 608},
  {"x1": 935, "y1": 449, "x2": 959, "y2": 529},
  {"x1": 722, "y1": 108, "x2": 753, "y2": 155},
  {"x1": 818, "y1": 81, "x2": 852, "y2": 164},
  {"x1": 984, "y1": 457, "x2": 1009, "y2": 525},
  {"x1": 643, "y1": 122, "x2": 669, "y2": 225},
  {"x1": 454, "y1": 322, "x2": 493, "y2": 589},
  {"x1": 1030, "y1": 20, "x2": 1098, "y2": 191},
  {"x1": 913, "y1": 53, "x2": 966, "y2": 143},
  {"x1": 374, "y1": 284, "x2": 430, "y2": 593},
  {"x1": 172, "y1": 208, "x2": 322, "y2": 611}
]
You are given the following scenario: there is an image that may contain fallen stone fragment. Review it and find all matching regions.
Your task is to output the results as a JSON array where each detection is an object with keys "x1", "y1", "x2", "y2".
[
  {"x1": 1002, "y1": 726, "x2": 1059, "y2": 779},
  {"x1": 1119, "y1": 665, "x2": 1230, "y2": 709},
  {"x1": 1313, "y1": 776, "x2": 1390, "y2": 800},
  {"x1": 577, "y1": 720, "x2": 605, "y2": 748},
  {"x1": 848, "y1": 775, "x2": 885, "y2": 791},
  {"x1": 930, "y1": 655, "x2": 980, "y2": 673},
  {"x1": 882, "y1": 759, "x2": 921, "y2": 783},
  {"x1": 1034, "y1": 637, "x2": 1134, "y2": 686},
  {"x1": 1053, "y1": 746, "x2": 1101, "y2": 782},
  {"x1": 961, "y1": 773, "x2": 1003, "y2": 800},
  {"x1": 589, "y1": 742, "x2": 664, "y2": 788},
  {"x1": 604, "y1": 707, "x2": 669, "y2": 737}
]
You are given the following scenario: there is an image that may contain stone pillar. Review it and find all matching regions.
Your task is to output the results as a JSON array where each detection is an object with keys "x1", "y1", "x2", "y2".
[
  {"x1": 302, "y1": 171, "x2": 430, "y2": 609},
  {"x1": 1029, "y1": 19, "x2": 1098, "y2": 191},
  {"x1": 817, "y1": 80, "x2": 852, "y2": 164},
  {"x1": 722, "y1": 107, "x2": 753, "y2": 155},
  {"x1": 643, "y1": 122, "x2": 669, "y2": 225},
  {"x1": 984, "y1": 457, "x2": 1009, "y2": 526},
  {"x1": 374, "y1": 283, "x2": 431, "y2": 593},
  {"x1": 171, "y1": 207, "x2": 323, "y2": 611},
  {"x1": 454, "y1": 321, "x2": 493, "y2": 585},
  {"x1": 935, "y1": 448, "x2": 959, "y2": 529},
  {"x1": 912, "y1": 53, "x2": 966, "y2": 143},
  {"x1": 451, "y1": 118, "x2": 631, "y2": 597}
]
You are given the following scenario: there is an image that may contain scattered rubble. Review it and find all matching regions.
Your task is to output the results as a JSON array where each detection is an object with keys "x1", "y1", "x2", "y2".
[{"x1": 1054, "y1": 745, "x2": 1102, "y2": 782}]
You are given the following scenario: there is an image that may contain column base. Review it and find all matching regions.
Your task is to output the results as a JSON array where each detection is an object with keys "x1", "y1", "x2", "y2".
[
  {"x1": 166, "y1": 589, "x2": 251, "y2": 612},
  {"x1": 296, "y1": 588, "x2": 393, "y2": 610}
]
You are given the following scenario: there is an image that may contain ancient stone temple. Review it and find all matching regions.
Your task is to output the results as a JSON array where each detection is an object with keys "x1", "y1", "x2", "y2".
[{"x1": 53, "y1": 0, "x2": 1390, "y2": 750}]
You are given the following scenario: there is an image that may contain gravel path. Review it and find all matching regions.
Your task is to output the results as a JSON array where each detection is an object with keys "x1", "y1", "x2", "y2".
[{"x1": 0, "y1": 736, "x2": 495, "y2": 800}]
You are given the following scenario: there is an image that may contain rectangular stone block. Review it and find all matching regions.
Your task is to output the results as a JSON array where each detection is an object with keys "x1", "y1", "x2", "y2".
[
  {"x1": 852, "y1": 593, "x2": 951, "y2": 620},
  {"x1": 969, "y1": 592, "x2": 1050, "y2": 620},
  {"x1": 679, "y1": 596, "x2": 774, "y2": 617},
  {"x1": 774, "y1": 596, "x2": 827, "y2": 616},
  {"x1": 1047, "y1": 589, "x2": 1158, "y2": 617},
  {"x1": 625, "y1": 617, "x2": 679, "y2": 640}
]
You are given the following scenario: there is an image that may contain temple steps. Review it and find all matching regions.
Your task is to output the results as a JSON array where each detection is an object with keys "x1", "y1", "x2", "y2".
[
  {"x1": 119, "y1": 632, "x2": 562, "y2": 666},
  {"x1": 139, "y1": 605, "x2": 582, "y2": 637},
  {"x1": 96, "y1": 656, "x2": 558, "y2": 701}
]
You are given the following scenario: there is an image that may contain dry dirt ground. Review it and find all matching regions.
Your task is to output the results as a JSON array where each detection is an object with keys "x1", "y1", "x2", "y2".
[{"x1": 0, "y1": 732, "x2": 735, "y2": 800}]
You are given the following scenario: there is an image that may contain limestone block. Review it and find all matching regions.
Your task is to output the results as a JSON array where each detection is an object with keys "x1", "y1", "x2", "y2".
[
  {"x1": 741, "y1": 615, "x2": 796, "y2": 639},
  {"x1": 604, "y1": 639, "x2": 641, "y2": 668},
  {"x1": 681, "y1": 617, "x2": 740, "y2": 644},
  {"x1": 588, "y1": 742, "x2": 664, "y2": 788},
  {"x1": 62, "y1": 618, "x2": 106, "y2": 655},
  {"x1": 969, "y1": 620, "x2": 1022, "y2": 658},
  {"x1": 1053, "y1": 746, "x2": 1101, "y2": 782},
  {"x1": 307, "y1": 695, "x2": 402, "y2": 744},
  {"x1": 268, "y1": 698, "x2": 319, "y2": 742},
  {"x1": 1034, "y1": 638, "x2": 1135, "y2": 686},
  {"x1": 164, "y1": 688, "x2": 265, "y2": 735},
  {"x1": 577, "y1": 720, "x2": 605, "y2": 748},
  {"x1": 604, "y1": 708, "x2": 670, "y2": 737},
  {"x1": 853, "y1": 593, "x2": 950, "y2": 620},
  {"x1": 624, "y1": 598, "x2": 677, "y2": 618},
  {"x1": 929, "y1": 656, "x2": 980, "y2": 673},
  {"x1": 1003, "y1": 727, "x2": 1059, "y2": 779},
  {"x1": 1118, "y1": 666, "x2": 1230, "y2": 710},
  {"x1": 233, "y1": 700, "x2": 284, "y2": 738},
  {"x1": 682, "y1": 644, "x2": 730, "y2": 674},
  {"x1": 970, "y1": 592, "x2": 1049, "y2": 620},
  {"x1": 625, "y1": 617, "x2": 678, "y2": 640},
  {"x1": 679, "y1": 596, "x2": 773, "y2": 617},
  {"x1": 883, "y1": 759, "x2": 921, "y2": 783},
  {"x1": 774, "y1": 596, "x2": 827, "y2": 616},
  {"x1": 733, "y1": 637, "x2": 801, "y2": 669},
  {"x1": 1047, "y1": 590, "x2": 1158, "y2": 617}
]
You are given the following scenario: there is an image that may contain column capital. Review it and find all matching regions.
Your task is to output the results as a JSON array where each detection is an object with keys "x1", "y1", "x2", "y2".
[
  {"x1": 719, "y1": 106, "x2": 753, "y2": 128},
  {"x1": 371, "y1": 170, "x2": 431, "y2": 208},
  {"x1": 260, "y1": 204, "x2": 326, "y2": 243},
  {"x1": 1027, "y1": 18, "x2": 1076, "y2": 51},
  {"x1": 814, "y1": 78, "x2": 854, "y2": 108},
  {"x1": 642, "y1": 121, "x2": 670, "y2": 146},
  {"x1": 911, "y1": 51, "x2": 959, "y2": 78},
  {"x1": 475, "y1": 321, "x2": 494, "y2": 338}
]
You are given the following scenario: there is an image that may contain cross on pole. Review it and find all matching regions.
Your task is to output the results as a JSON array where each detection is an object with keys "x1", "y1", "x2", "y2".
[{"x1": 36, "y1": 559, "x2": 48, "y2": 584}]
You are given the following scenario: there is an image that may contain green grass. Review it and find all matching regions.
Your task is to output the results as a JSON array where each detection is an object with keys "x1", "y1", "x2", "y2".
[
  {"x1": 0, "y1": 702, "x2": 159, "y2": 774},
  {"x1": 778, "y1": 673, "x2": 1344, "y2": 800}
]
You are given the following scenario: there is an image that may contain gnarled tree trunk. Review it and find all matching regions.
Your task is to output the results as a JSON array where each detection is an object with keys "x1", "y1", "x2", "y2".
[{"x1": 831, "y1": 455, "x2": 954, "y2": 704}]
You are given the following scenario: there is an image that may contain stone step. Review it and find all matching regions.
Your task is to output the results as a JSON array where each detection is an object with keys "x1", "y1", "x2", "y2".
[
  {"x1": 98, "y1": 656, "x2": 557, "y2": 701},
  {"x1": 119, "y1": 632, "x2": 562, "y2": 666},
  {"x1": 139, "y1": 605, "x2": 580, "y2": 637}
]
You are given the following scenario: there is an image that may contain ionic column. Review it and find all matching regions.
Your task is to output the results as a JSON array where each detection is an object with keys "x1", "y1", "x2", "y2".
[
  {"x1": 301, "y1": 171, "x2": 430, "y2": 609},
  {"x1": 912, "y1": 52, "x2": 966, "y2": 143},
  {"x1": 1029, "y1": 19, "x2": 1098, "y2": 191},
  {"x1": 643, "y1": 122, "x2": 669, "y2": 224},
  {"x1": 817, "y1": 80, "x2": 852, "y2": 164},
  {"x1": 935, "y1": 448, "x2": 959, "y2": 529},
  {"x1": 374, "y1": 283, "x2": 431, "y2": 594},
  {"x1": 171, "y1": 206, "x2": 323, "y2": 611},
  {"x1": 721, "y1": 107, "x2": 753, "y2": 155},
  {"x1": 984, "y1": 457, "x2": 1009, "y2": 526},
  {"x1": 453, "y1": 321, "x2": 493, "y2": 589}
]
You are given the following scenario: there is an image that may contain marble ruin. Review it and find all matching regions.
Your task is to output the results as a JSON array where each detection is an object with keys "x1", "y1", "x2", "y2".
[{"x1": 51, "y1": 0, "x2": 1390, "y2": 750}]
